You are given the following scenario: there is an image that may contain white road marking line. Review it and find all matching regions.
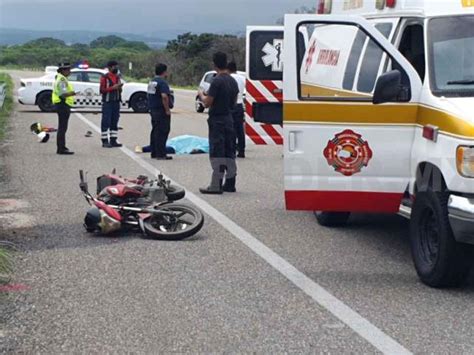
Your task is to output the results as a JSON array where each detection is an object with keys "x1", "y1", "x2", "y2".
[{"x1": 74, "y1": 111, "x2": 412, "y2": 355}]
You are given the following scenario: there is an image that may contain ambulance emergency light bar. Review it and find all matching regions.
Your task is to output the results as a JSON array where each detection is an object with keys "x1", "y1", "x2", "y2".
[{"x1": 317, "y1": 0, "x2": 397, "y2": 14}]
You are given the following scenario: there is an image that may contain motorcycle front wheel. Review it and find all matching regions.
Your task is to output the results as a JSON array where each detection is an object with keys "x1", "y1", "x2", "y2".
[{"x1": 142, "y1": 204, "x2": 204, "y2": 240}]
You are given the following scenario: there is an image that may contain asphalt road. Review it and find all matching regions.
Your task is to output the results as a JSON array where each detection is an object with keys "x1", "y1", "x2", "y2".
[{"x1": 0, "y1": 70, "x2": 473, "y2": 353}]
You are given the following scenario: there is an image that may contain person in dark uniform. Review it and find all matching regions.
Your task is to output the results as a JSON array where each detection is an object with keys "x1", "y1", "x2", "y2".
[
  {"x1": 198, "y1": 52, "x2": 239, "y2": 194},
  {"x1": 100, "y1": 60, "x2": 123, "y2": 148},
  {"x1": 147, "y1": 63, "x2": 173, "y2": 160},
  {"x1": 227, "y1": 61, "x2": 246, "y2": 158},
  {"x1": 51, "y1": 63, "x2": 77, "y2": 155}
]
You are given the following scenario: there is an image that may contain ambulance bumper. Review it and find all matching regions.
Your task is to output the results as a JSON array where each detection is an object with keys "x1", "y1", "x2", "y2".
[{"x1": 448, "y1": 195, "x2": 474, "y2": 245}]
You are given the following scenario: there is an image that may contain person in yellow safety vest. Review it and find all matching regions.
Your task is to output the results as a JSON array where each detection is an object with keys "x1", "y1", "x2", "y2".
[{"x1": 52, "y1": 62, "x2": 77, "y2": 155}]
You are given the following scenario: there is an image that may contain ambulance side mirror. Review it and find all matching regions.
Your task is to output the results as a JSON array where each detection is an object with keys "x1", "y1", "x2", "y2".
[{"x1": 373, "y1": 70, "x2": 402, "y2": 105}]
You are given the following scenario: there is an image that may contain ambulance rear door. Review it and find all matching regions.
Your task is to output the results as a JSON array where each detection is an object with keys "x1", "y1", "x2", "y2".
[
  {"x1": 283, "y1": 14, "x2": 422, "y2": 213},
  {"x1": 245, "y1": 26, "x2": 286, "y2": 145}
]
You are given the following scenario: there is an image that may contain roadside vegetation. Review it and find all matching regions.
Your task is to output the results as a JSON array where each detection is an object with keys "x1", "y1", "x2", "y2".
[
  {"x1": 0, "y1": 73, "x2": 14, "y2": 283},
  {"x1": 0, "y1": 33, "x2": 245, "y2": 87},
  {"x1": 0, "y1": 73, "x2": 13, "y2": 142}
]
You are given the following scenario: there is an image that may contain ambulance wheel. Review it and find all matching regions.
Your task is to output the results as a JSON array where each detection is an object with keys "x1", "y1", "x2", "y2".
[
  {"x1": 37, "y1": 91, "x2": 54, "y2": 112},
  {"x1": 195, "y1": 97, "x2": 205, "y2": 113},
  {"x1": 410, "y1": 189, "x2": 472, "y2": 288},
  {"x1": 314, "y1": 212, "x2": 350, "y2": 227},
  {"x1": 130, "y1": 93, "x2": 148, "y2": 113}
]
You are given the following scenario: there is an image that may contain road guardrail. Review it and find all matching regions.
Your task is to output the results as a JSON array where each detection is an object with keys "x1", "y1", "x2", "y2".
[{"x1": 0, "y1": 83, "x2": 6, "y2": 109}]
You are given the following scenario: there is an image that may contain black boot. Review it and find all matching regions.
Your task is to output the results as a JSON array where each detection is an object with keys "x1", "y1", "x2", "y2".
[
  {"x1": 102, "y1": 139, "x2": 112, "y2": 148},
  {"x1": 110, "y1": 137, "x2": 122, "y2": 148},
  {"x1": 223, "y1": 177, "x2": 236, "y2": 192}
]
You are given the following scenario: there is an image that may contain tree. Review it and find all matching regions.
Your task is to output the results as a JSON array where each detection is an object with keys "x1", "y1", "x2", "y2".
[
  {"x1": 90, "y1": 35, "x2": 127, "y2": 49},
  {"x1": 24, "y1": 37, "x2": 66, "y2": 48},
  {"x1": 117, "y1": 41, "x2": 150, "y2": 51}
]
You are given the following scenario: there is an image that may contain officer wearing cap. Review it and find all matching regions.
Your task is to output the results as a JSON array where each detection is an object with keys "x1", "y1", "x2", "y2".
[
  {"x1": 100, "y1": 60, "x2": 123, "y2": 148},
  {"x1": 52, "y1": 62, "x2": 77, "y2": 155}
]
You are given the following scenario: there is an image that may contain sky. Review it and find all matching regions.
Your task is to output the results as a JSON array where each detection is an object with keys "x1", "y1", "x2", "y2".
[{"x1": 0, "y1": 0, "x2": 316, "y2": 36}]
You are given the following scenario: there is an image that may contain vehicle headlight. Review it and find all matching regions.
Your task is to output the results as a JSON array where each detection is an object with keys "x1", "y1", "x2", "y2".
[{"x1": 456, "y1": 146, "x2": 474, "y2": 177}]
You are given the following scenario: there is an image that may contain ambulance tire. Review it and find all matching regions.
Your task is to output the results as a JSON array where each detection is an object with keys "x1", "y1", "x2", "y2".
[
  {"x1": 314, "y1": 212, "x2": 350, "y2": 227},
  {"x1": 37, "y1": 91, "x2": 54, "y2": 112},
  {"x1": 130, "y1": 93, "x2": 149, "y2": 113},
  {"x1": 410, "y1": 189, "x2": 472, "y2": 288}
]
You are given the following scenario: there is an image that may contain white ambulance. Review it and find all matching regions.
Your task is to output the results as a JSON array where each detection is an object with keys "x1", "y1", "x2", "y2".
[{"x1": 273, "y1": 0, "x2": 474, "y2": 287}]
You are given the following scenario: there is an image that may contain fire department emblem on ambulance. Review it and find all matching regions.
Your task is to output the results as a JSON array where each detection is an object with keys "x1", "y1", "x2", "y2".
[{"x1": 323, "y1": 129, "x2": 373, "y2": 176}]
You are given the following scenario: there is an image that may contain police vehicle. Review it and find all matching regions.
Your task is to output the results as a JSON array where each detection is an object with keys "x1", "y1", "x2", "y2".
[
  {"x1": 18, "y1": 67, "x2": 150, "y2": 113},
  {"x1": 251, "y1": 0, "x2": 474, "y2": 287}
]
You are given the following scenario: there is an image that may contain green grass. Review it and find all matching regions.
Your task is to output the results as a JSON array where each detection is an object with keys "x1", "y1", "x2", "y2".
[
  {"x1": 0, "y1": 247, "x2": 13, "y2": 284},
  {"x1": 0, "y1": 73, "x2": 15, "y2": 282},
  {"x1": 0, "y1": 73, "x2": 14, "y2": 141}
]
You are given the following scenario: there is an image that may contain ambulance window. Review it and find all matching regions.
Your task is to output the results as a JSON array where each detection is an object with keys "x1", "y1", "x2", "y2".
[
  {"x1": 298, "y1": 22, "x2": 410, "y2": 101},
  {"x1": 249, "y1": 30, "x2": 284, "y2": 81},
  {"x1": 375, "y1": 23, "x2": 393, "y2": 39},
  {"x1": 357, "y1": 25, "x2": 392, "y2": 93},
  {"x1": 398, "y1": 25, "x2": 425, "y2": 81},
  {"x1": 342, "y1": 30, "x2": 366, "y2": 91}
]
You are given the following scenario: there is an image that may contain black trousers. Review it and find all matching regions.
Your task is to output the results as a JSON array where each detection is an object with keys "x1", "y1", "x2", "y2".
[
  {"x1": 232, "y1": 104, "x2": 245, "y2": 154},
  {"x1": 56, "y1": 103, "x2": 71, "y2": 151},
  {"x1": 150, "y1": 109, "x2": 171, "y2": 157}
]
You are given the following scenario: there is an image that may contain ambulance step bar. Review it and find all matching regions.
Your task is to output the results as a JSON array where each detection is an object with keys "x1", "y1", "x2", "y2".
[{"x1": 398, "y1": 204, "x2": 412, "y2": 219}]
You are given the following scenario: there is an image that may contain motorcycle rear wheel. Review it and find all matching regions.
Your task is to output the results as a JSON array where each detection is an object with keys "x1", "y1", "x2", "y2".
[{"x1": 142, "y1": 204, "x2": 204, "y2": 240}]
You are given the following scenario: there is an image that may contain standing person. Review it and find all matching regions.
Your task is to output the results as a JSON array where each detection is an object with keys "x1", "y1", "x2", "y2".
[
  {"x1": 198, "y1": 52, "x2": 239, "y2": 194},
  {"x1": 228, "y1": 61, "x2": 246, "y2": 158},
  {"x1": 147, "y1": 63, "x2": 173, "y2": 160},
  {"x1": 52, "y1": 62, "x2": 77, "y2": 155},
  {"x1": 100, "y1": 60, "x2": 123, "y2": 148}
]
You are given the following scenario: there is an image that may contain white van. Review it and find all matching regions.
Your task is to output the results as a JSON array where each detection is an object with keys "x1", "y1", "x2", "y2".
[
  {"x1": 279, "y1": 0, "x2": 474, "y2": 287},
  {"x1": 195, "y1": 70, "x2": 246, "y2": 113}
]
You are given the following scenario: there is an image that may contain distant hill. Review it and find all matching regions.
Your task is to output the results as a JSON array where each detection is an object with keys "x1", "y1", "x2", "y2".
[{"x1": 0, "y1": 28, "x2": 174, "y2": 48}]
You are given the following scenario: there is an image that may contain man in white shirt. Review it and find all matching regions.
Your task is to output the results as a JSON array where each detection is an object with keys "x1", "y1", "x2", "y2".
[{"x1": 228, "y1": 62, "x2": 246, "y2": 158}]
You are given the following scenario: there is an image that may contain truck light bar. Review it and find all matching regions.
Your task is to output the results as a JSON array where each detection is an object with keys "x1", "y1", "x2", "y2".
[
  {"x1": 376, "y1": 0, "x2": 396, "y2": 9},
  {"x1": 317, "y1": 0, "x2": 332, "y2": 14}
]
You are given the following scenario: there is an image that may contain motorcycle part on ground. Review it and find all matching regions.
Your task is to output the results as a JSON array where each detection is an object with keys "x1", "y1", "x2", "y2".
[
  {"x1": 98, "y1": 209, "x2": 122, "y2": 234},
  {"x1": 97, "y1": 176, "x2": 117, "y2": 194},
  {"x1": 84, "y1": 207, "x2": 101, "y2": 232},
  {"x1": 165, "y1": 185, "x2": 186, "y2": 201},
  {"x1": 141, "y1": 204, "x2": 204, "y2": 240}
]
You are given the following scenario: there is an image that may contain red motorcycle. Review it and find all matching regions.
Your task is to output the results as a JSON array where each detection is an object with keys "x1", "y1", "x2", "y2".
[{"x1": 79, "y1": 170, "x2": 204, "y2": 240}]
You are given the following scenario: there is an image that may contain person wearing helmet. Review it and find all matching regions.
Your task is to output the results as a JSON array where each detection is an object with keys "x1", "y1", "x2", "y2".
[
  {"x1": 51, "y1": 62, "x2": 77, "y2": 155},
  {"x1": 100, "y1": 60, "x2": 123, "y2": 148}
]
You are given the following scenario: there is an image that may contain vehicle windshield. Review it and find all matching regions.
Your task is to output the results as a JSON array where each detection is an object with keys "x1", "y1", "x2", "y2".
[{"x1": 429, "y1": 15, "x2": 474, "y2": 97}]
